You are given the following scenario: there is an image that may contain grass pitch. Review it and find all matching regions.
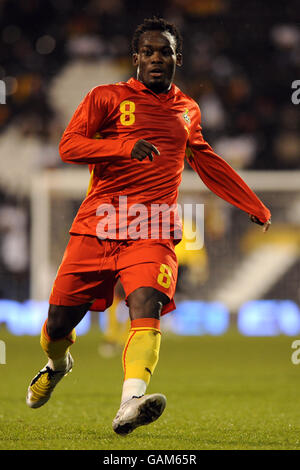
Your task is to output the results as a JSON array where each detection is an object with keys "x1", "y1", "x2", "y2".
[{"x1": 0, "y1": 327, "x2": 300, "y2": 450}]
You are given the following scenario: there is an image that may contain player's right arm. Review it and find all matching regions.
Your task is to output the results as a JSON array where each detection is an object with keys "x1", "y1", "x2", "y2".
[{"x1": 59, "y1": 87, "x2": 137, "y2": 164}]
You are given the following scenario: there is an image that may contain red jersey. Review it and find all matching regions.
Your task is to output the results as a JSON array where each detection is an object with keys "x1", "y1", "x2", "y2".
[{"x1": 59, "y1": 77, "x2": 270, "y2": 239}]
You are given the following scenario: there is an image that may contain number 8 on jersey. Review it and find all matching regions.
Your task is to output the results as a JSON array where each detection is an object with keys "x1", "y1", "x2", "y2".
[{"x1": 120, "y1": 100, "x2": 135, "y2": 126}]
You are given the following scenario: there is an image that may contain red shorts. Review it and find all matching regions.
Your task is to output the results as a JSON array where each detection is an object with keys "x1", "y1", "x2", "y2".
[{"x1": 49, "y1": 235, "x2": 178, "y2": 315}]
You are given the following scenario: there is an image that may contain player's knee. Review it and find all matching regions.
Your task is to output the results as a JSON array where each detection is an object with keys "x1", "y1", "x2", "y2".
[
  {"x1": 128, "y1": 287, "x2": 168, "y2": 319},
  {"x1": 130, "y1": 301, "x2": 162, "y2": 319},
  {"x1": 47, "y1": 306, "x2": 71, "y2": 339},
  {"x1": 47, "y1": 303, "x2": 90, "y2": 339}
]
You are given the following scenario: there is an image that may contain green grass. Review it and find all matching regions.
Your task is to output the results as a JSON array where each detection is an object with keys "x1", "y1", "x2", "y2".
[{"x1": 0, "y1": 327, "x2": 300, "y2": 450}]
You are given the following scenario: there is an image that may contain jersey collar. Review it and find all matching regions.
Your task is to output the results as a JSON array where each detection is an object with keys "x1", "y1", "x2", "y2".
[{"x1": 127, "y1": 77, "x2": 178, "y2": 100}]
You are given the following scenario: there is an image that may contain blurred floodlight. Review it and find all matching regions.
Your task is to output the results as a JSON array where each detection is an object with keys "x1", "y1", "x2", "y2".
[
  {"x1": 271, "y1": 24, "x2": 300, "y2": 49},
  {"x1": 36, "y1": 35, "x2": 56, "y2": 55},
  {"x1": 277, "y1": 301, "x2": 300, "y2": 336},
  {"x1": 0, "y1": 300, "x2": 89, "y2": 336},
  {"x1": 171, "y1": 301, "x2": 229, "y2": 335},
  {"x1": 2, "y1": 25, "x2": 21, "y2": 44},
  {"x1": 238, "y1": 300, "x2": 300, "y2": 336},
  {"x1": 1, "y1": 299, "x2": 299, "y2": 337}
]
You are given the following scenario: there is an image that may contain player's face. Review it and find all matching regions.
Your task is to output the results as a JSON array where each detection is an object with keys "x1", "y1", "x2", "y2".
[{"x1": 133, "y1": 30, "x2": 182, "y2": 94}]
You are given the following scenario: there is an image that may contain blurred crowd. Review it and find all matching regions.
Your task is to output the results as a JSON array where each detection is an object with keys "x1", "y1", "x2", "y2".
[
  {"x1": 0, "y1": 0, "x2": 300, "y2": 169},
  {"x1": 0, "y1": 0, "x2": 299, "y2": 300},
  {"x1": 1, "y1": 0, "x2": 299, "y2": 170}
]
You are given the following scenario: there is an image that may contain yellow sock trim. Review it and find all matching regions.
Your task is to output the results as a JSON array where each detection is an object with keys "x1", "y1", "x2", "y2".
[
  {"x1": 40, "y1": 320, "x2": 76, "y2": 360},
  {"x1": 122, "y1": 320, "x2": 161, "y2": 385}
]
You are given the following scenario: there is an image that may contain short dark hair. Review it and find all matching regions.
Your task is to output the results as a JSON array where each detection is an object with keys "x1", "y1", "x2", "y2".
[{"x1": 131, "y1": 17, "x2": 183, "y2": 55}]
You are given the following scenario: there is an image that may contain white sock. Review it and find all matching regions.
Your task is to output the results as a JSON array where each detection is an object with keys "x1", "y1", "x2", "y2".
[
  {"x1": 121, "y1": 378, "x2": 147, "y2": 404},
  {"x1": 47, "y1": 354, "x2": 68, "y2": 371}
]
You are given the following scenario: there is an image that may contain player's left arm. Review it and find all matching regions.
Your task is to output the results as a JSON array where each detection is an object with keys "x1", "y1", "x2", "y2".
[{"x1": 185, "y1": 106, "x2": 271, "y2": 232}]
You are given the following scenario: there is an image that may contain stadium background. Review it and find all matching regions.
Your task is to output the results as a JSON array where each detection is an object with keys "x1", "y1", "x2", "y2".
[
  {"x1": 0, "y1": 0, "x2": 299, "y2": 336},
  {"x1": 0, "y1": 0, "x2": 300, "y2": 451}
]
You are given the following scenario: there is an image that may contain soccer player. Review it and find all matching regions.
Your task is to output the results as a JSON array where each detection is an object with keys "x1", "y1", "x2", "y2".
[{"x1": 26, "y1": 17, "x2": 271, "y2": 435}]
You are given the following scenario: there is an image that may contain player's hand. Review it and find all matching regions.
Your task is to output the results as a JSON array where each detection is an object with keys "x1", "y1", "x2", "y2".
[
  {"x1": 249, "y1": 214, "x2": 271, "y2": 232},
  {"x1": 131, "y1": 139, "x2": 160, "y2": 162}
]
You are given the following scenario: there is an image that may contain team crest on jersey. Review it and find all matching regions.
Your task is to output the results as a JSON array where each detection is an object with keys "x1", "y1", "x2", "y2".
[{"x1": 182, "y1": 108, "x2": 191, "y2": 125}]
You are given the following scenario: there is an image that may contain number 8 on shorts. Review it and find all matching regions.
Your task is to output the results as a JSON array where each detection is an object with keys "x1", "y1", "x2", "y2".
[{"x1": 157, "y1": 264, "x2": 172, "y2": 289}]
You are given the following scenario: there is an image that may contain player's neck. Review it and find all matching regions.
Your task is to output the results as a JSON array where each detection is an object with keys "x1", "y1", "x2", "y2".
[{"x1": 137, "y1": 78, "x2": 172, "y2": 95}]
